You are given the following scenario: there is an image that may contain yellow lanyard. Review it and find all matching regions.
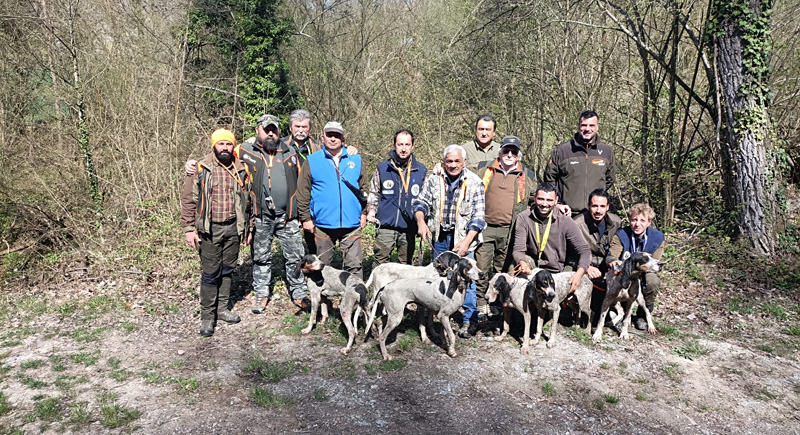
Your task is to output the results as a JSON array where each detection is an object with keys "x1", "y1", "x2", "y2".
[
  {"x1": 439, "y1": 175, "x2": 468, "y2": 223},
  {"x1": 391, "y1": 160, "x2": 413, "y2": 194},
  {"x1": 534, "y1": 211, "x2": 553, "y2": 260},
  {"x1": 216, "y1": 157, "x2": 244, "y2": 188}
]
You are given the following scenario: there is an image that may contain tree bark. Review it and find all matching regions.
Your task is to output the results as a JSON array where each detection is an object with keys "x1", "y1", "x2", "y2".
[{"x1": 713, "y1": 0, "x2": 776, "y2": 256}]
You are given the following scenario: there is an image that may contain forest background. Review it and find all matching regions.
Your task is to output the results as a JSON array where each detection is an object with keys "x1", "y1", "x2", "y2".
[{"x1": 1, "y1": 0, "x2": 799, "y2": 275}]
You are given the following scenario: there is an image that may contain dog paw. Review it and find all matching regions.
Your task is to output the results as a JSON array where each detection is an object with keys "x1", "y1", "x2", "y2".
[
  {"x1": 383, "y1": 354, "x2": 394, "y2": 361},
  {"x1": 592, "y1": 334, "x2": 602, "y2": 344},
  {"x1": 648, "y1": 326, "x2": 657, "y2": 335},
  {"x1": 620, "y1": 331, "x2": 631, "y2": 340},
  {"x1": 520, "y1": 346, "x2": 530, "y2": 355},
  {"x1": 300, "y1": 327, "x2": 312, "y2": 335},
  {"x1": 546, "y1": 340, "x2": 557, "y2": 349},
  {"x1": 447, "y1": 349, "x2": 458, "y2": 358},
  {"x1": 532, "y1": 338, "x2": 540, "y2": 346},
  {"x1": 421, "y1": 338, "x2": 432, "y2": 345},
  {"x1": 318, "y1": 318, "x2": 327, "y2": 325},
  {"x1": 494, "y1": 335, "x2": 505, "y2": 342},
  {"x1": 339, "y1": 347, "x2": 351, "y2": 355}
]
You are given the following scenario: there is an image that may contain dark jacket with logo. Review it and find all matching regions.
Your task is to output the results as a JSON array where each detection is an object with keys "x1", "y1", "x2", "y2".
[
  {"x1": 372, "y1": 154, "x2": 427, "y2": 230},
  {"x1": 238, "y1": 138, "x2": 301, "y2": 221},
  {"x1": 543, "y1": 134, "x2": 615, "y2": 212}
]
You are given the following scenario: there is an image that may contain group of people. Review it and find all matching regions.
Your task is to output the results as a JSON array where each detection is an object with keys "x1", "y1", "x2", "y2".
[{"x1": 180, "y1": 109, "x2": 665, "y2": 340}]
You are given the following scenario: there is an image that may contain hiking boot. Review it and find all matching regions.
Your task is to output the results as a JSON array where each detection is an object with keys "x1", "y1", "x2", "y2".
[
  {"x1": 458, "y1": 322, "x2": 478, "y2": 339},
  {"x1": 294, "y1": 297, "x2": 311, "y2": 313},
  {"x1": 217, "y1": 310, "x2": 241, "y2": 324},
  {"x1": 634, "y1": 317, "x2": 648, "y2": 331},
  {"x1": 199, "y1": 319, "x2": 215, "y2": 337},
  {"x1": 251, "y1": 295, "x2": 270, "y2": 314}
]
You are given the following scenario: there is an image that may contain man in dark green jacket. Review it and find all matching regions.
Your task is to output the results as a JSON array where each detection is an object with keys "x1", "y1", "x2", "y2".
[{"x1": 543, "y1": 110, "x2": 615, "y2": 216}]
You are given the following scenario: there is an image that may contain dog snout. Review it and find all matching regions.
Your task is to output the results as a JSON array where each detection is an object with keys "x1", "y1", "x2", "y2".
[
  {"x1": 545, "y1": 289, "x2": 556, "y2": 303},
  {"x1": 478, "y1": 271, "x2": 485, "y2": 279},
  {"x1": 657, "y1": 261, "x2": 665, "y2": 270}
]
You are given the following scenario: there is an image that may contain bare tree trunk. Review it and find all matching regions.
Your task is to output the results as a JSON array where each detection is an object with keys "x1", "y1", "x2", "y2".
[{"x1": 713, "y1": 0, "x2": 776, "y2": 256}]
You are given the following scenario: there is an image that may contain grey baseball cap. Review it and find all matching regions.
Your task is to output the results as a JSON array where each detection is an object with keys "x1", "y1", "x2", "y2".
[
  {"x1": 323, "y1": 121, "x2": 344, "y2": 135},
  {"x1": 257, "y1": 114, "x2": 280, "y2": 130}
]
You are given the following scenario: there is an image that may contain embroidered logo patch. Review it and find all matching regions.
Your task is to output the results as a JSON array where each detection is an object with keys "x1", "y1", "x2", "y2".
[
  {"x1": 622, "y1": 251, "x2": 631, "y2": 260},
  {"x1": 291, "y1": 156, "x2": 297, "y2": 164},
  {"x1": 592, "y1": 159, "x2": 605, "y2": 166},
  {"x1": 569, "y1": 161, "x2": 580, "y2": 165},
  {"x1": 382, "y1": 190, "x2": 394, "y2": 195},
  {"x1": 383, "y1": 180, "x2": 395, "y2": 189},
  {"x1": 348, "y1": 161, "x2": 355, "y2": 169},
  {"x1": 411, "y1": 184, "x2": 420, "y2": 196},
  {"x1": 243, "y1": 154, "x2": 257, "y2": 164}
]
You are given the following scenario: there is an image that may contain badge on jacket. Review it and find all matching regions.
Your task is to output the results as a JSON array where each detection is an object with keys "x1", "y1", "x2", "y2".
[
  {"x1": 383, "y1": 180, "x2": 394, "y2": 189},
  {"x1": 348, "y1": 161, "x2": 355, "y2": 169},
  {"x1": 411, "y1": 184, "x2": 420, "y2": 196}
]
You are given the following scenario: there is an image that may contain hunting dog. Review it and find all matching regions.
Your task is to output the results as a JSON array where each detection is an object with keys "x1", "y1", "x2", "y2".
[
  {"x1": 364, "y1": 251, "x2": 461, "y2": 339},
  {"x1": 592, "y1": 252, "x2": 664, "y2": 343},
  {"x1": 364, "y1": 257, "x2": 483, "y2": 360},
  {"x1": 292, "y1": 255, "x2": 369, "y2": 354},
  {"x1": 528, "y1": 269, "x2": 593, "y2": 348},
  {"x1": 485, "y1": 273, "x2": 536, "y2": 354}
]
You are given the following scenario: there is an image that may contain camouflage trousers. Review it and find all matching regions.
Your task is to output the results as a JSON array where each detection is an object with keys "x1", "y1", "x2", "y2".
[{"x1": 252, "y1": 215, "x2": 307, "y2": 300}]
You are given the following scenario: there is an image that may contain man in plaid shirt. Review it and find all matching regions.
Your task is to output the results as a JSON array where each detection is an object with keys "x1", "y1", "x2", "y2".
[{"x1": 413, "y1": 144, "x2": 486, "y2": 338}]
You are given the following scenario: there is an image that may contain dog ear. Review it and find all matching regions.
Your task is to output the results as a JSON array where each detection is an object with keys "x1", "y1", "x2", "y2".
[
  {"x1": 620, "y1": 257, "x2": 634, "y2": 289},
  {"x1": 458, "y1": 258, "x2": 471, "y2": 278},
  {"x1": 292, "y1": 257, "x2": 307, "y2": 279},
  {"x1": 434, "y1": 252, "x2": 458, "y2": 276},
  {"x1": 525, "y1": 281, "x2": 536, "y2": 301}
]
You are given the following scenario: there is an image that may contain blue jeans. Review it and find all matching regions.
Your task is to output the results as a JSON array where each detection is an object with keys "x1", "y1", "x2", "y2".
[{"x1": 432, "y1": 231, "x2": 478, "y2": 325}]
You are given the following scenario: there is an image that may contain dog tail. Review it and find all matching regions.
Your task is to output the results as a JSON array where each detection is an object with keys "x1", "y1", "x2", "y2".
[{"x1": 364, "y1": 286, "x2": 384, "y2": 340}]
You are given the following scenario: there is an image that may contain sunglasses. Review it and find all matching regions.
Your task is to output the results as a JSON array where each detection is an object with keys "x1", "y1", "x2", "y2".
[
  {"x1": 325, "y1": 131, "x2": 343, "y2": 139},
  {"x1": 501, "y1": 148, "x2": 519, "y2": 156}
]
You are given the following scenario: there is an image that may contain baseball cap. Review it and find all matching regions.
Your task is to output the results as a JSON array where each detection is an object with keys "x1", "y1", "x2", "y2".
[
  {"x1": 323, "y1": 121, "x2": 344, "y2": 135},
  {"x1": 257, "y1": 114, "x2": 280, "y2": 130},
  {"x1": 501, "y1": 135, "x2": 521, "y2": 149}
]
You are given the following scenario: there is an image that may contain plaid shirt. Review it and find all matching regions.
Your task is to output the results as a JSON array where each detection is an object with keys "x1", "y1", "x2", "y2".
[
  {"x1": 210, "y1": 160, "x2": 238, "y2": 223},
  {"x1": 413, "y1": 170, "x2": 485, "y2": 233}
]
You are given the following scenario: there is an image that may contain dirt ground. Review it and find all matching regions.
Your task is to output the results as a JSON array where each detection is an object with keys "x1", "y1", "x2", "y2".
[{"x1": 1, "y1": 254, "x2": 799, "y2": 434}]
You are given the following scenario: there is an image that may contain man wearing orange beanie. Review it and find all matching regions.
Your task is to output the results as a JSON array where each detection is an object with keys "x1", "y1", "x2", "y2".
[{"x1": 180, "y1": 128, "x2": 251, "y2": 337}]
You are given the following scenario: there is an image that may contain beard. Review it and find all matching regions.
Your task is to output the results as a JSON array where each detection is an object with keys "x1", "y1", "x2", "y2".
[
  {"x1": 215, "y1": 149, "x2": 233, "y2": 165},
  {"x1": 263, "y1": 137, "x2": 279, "y2": 152}
]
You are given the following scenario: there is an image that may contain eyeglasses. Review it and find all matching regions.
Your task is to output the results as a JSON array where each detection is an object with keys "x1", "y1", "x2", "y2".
[
  {"x1": 325, "y1": 132, "x2": 343, "y2": 139},
  {"x1": 501, "y1": 148, "x2": 519, "y2": 156}
]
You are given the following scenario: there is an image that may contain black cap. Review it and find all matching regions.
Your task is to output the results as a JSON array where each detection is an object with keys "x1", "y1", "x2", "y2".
[{"x1": 501, "y1": 135, "x2": 521, "y2": 149}]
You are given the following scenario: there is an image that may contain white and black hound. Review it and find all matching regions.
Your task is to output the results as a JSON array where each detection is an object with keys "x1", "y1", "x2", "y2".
[
  {"x1": 592, "y1": 252, "x2": 664, "y2": 343},
  {"x1": 293, "y1": 255, "x2": 369, "y2": 354}
]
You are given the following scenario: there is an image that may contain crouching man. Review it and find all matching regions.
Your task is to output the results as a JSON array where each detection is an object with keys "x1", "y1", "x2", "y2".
[{"x1": 180, "y1": 128, "x2": 251, "y2": 337}]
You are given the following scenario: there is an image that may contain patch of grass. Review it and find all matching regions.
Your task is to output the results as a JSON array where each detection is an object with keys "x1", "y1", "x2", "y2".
[
  {"x1": 599, "y1": 362, "x2": 610, "y2": 370},
  {"x1": 68, "y1": 401, "x2": 91, "y2": 426},
  {"x1": 592, "y1": 398, "x2": 605, "y2": 410},
  {"x1": 250, "y1": 386, "x2": 291, "y2": 408},
  {"x1": 313, "y1": 388, "x2": 328, "y2": 401},
  {"x1": 604, "y1": 393, "x2": 620, "y2": 404},
  {"x1": 662, "y1": 363, "x2": 683, "y2": 383},
  {"x1": 33, "y1": 396, "x2": 60, "y2": 421},
  {"x1": 396, "y1": 329, "x2": 419, "y2": 352},
  {"x1": 246, "y1": 357, "x2": 298, "y2": 383},
  {"x1": 785, "y1": 325, "x2": 800, "y2": 336},
  {"x1": 141, "y1": 371, "x2": 168, "y2": 385},
  {"x1": 70, "y1": 350, "x2": 100, "y2": 366},
  {"x1": 20, "y1": 359, "x2": 45, "y2": 370},
  {"x1": 728, "y1": 296, "x2": 754, "y2": 314},
  {"x1": 760, "y1": 303, "x2": 787, "y2": 321},
  {"x1": 565, "y1": 328, "x2": 592, "y2": 345},
  {"x1": 86, "y1": 294, "x2": 127, "y2": 315},
  {"x1": 753, "y1": 387, "x2": 778, "y2": 401},
  {"x1": 282, "y1": 313, "x2": 309, "y2": 335},
  {"x1": 618, "y1": 361, "x2": 627, "y2": 369},
  {"x1": 0, "y1": 391, "x2": 10, "y2": 415},
  {"x1": 542, "y1": 382, "x2": 556, "y2": 397},
  {"x1": 635, "y1": 391, "x2": 648, "y2": 401},
  {"x1": 654, "y1": 320, "x2": 679, "y2": 337},
  {"x1": 169, "y1": 359, "x2": 186, "y2": 369},
  {"x1": 364, "y1": 363, "x2": 378, "y2": 376},
  {"x1": 19, "y1": 375, "x2": 48, "y2": 389},
  {"x1": 54, "y1": 374, "x2": 82, "y2": 390},
  {"x1": 120, "y1": 322, "x2": 139, "y2": 333},
  {"x1": 57, "y1": 301, "x2": 79, "y2": 317},
  {"x1": 379, "y1": 359, "x2": 406, "y2": 372},
  {"x1": 633, "y1": 376, "x2": 649, "y2": 384},
  {"x1": 71, "y1": 327, "x2": 109, "y2": 343},
  {"x1": 98, "y1": 392, "x2": 142, "y2": 429},
  {"x1": 172, "y1": 377, "x2": 200, "y2": 394},
  {"x1": 673, "y1": 340, "x2": 710, "y2": 360}
]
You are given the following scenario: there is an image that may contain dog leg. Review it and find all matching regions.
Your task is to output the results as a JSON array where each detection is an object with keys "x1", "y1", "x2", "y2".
[
  {"x1": 533, "y1": 312, "x2": 545, "y2": 346},
  {"x1": 378, "y1": 311, "x2": 403, "y2": 361},
  {"x1": 319, "y1": 297, "x2": 331, "y2": 325},
  {"x1": 418, "y1": 307, "x2": 433, "y2": 345},
  {"x1": 439, "y1": 313, "x2": 457, "y2": 358},
  {"x1": 592, "y1": 297, "x2": 615, "y2": 343},
  {"x1": 495, "y1": 306, "x2": 512, "y2": 342},
  {"x1": 609, "y1": 302, "x2": 625, "y2": 325},
  {"x1": 339, "y1": 296, "x2": 357, "y2": 355},
  {"x1": 521, "y1": 310, "x2": 531, "y2": 354},
  {"x1": 547, "y1": 308, "x2": 560, "y2": 348},
  {"x1": 301, "y1": 290, "x2": 322, "y2": 334},
  {"x1": 619, "y1": 303, "x2": 635, "y2": 340},
  {"x1": 637, "y1": 296, "x2": 657, "y2": 335}
]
